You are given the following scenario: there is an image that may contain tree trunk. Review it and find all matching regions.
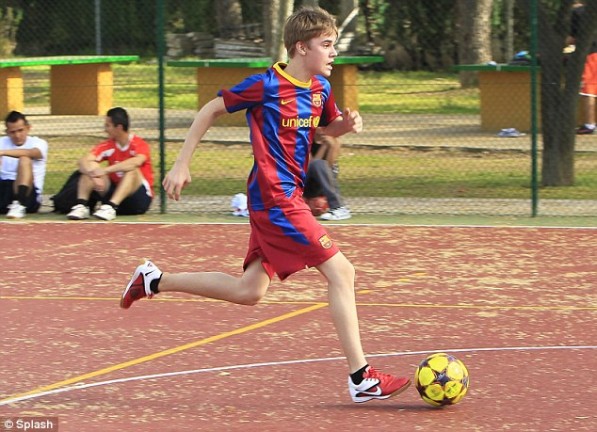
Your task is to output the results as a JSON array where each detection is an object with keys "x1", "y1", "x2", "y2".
[
  {"x1": 0, "y1": 7, "x2": 23, "y2": 57},
  {"x1": 338, "y1": 0, "x2": 358, "y2": 34},
  {"x1": 539, "y1": 19, "x2": 578, "y2": 187},
  {"x1": 264, "y1": 0, "x2": 294, "y2": 61},
  {"x1": 504, "y1": 0, "x2": 515, "y2": 61},
  {"x1": 456, "y1": 0, "x2": 493, "y2": 87},
  {"x1": 215, "y1": 0, "x2": 244, "y2": 38},
  {"x1": 534, "y1": 0, "x2": 597, "y2": 186},
  {"x1": 540, "y1": 59, "x2": 578, "y2": 186}
]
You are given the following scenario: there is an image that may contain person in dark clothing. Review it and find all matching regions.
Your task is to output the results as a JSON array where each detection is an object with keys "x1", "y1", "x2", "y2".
[{"x1": 303, "y1": 128, "x2": 351, "y2": 220}]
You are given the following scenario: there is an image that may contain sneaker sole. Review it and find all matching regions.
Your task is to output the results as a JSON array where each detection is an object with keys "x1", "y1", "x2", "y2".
[
  {"x1": 120, "y1": 265, "x2": 144, "y2": 309},
  {"x1": 321, "y1": 216, "x2": 351, "y2": 221},
  {"x1": 120, "y1": 259, "x2": 154, "y2": 309},
  {"x1": 94, "y1": 214, "x2": 115, "y2": 221},
  {"x1": 352, "y1": 379, "x2": 412, "y2": 403}
]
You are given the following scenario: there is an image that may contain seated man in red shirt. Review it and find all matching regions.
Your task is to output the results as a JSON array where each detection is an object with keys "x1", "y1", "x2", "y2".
[{"x1": 67, "y1": 107, "x2": 154, "y2": 221}]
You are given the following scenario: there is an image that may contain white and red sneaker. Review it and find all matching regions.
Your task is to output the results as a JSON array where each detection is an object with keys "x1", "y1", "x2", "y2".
[
  {"x1": 120, "y1": 260, "x2": 162, "y2": 309},
  {"x1": 348, "y1": 366, "x2": 411, "y2": 403}
]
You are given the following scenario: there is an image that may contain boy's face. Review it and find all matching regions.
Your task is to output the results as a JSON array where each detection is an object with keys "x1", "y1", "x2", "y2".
[
  {"x1": 5, "y1": 119, "x2": 30, "y2": 146},
  {"x1": 104, "y1": 117, "x2": 121, "y2": 139},
  {"x1": 303, "y1": 32, "x2": 338, "y2": 77}
]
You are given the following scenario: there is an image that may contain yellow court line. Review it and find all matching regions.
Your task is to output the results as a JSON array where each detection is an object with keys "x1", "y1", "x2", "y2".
[
  {"x1": 0, "y1": 295, "x2": 318, "y2": 305},
  {"x1": 0, "y1": 302, "x2": 328, "y2": 404},
  {"x1": 1, "y1": 296, "x2": 119, "y2": 301}
]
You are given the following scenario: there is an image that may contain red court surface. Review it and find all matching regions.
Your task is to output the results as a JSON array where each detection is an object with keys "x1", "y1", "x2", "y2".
[{"x1": 1, "y1": 222, "x2": 596, "y2": 431}]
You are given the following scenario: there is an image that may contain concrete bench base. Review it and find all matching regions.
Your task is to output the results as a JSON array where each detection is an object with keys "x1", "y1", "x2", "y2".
[
  {"x1": 0, "y1": 56, "x2": 138, "y2": 118},
  {"x1": 50, "y1": 63, "x2": 113, "y2": 116},
  {"x1": 457, "y1": 64, "x2": 596, "y2": 132}
]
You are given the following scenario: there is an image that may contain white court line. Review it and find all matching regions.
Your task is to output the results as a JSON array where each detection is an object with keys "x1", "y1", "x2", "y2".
[
  {"x1": 2, "y1": 344, "x2": 595, "y2": 407},
  {"x1": 1, "y1": 221, "x2": 596, "y2": 229}
]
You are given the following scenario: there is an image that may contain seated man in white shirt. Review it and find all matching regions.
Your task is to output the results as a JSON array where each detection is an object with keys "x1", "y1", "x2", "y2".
[{"x1": 0, "y1": 111, "x2": 48, "y2": 219}]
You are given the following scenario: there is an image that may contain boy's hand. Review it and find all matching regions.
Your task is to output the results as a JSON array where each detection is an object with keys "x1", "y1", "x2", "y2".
[
  {"x1": 163, "y1": 163, "x2": 192, "y2": 201},
  {"x1": 343, "y1": 108, "x2": 363, "y2": 133}
]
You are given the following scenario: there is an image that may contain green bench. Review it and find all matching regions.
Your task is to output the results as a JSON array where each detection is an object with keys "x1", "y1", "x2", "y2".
[
  {"x1": 0, "y1": 55, "x2": 139, "y2": 117},
  {"x1": 168, "y1": 55, "x2": 384, "y2": 126}
]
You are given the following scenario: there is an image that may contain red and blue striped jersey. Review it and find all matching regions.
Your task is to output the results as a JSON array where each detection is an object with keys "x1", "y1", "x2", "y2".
[{"x1": 219, "y1": 62, "x2": 341, "y2": 211}]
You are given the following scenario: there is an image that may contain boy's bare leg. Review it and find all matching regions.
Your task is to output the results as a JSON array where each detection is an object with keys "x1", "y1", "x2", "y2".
[
  {"x1": 77, "y1": 171, "x2": 101, "y2": 199},
  {"x1": 109, "y1": 169, "x2": 143, "y2": 205},
  {"x1": 14, "y1": 156, "x2": 34, "y2": 192},
  {"x1": 159, "y1": 258, "x2": 271, "y2": 306},
  {"x1": 317, "y1": 252, "x2": 367, "y2": 373},
  {"x1": 317, "y1": 252, "x2": 411, "y2": 403}
]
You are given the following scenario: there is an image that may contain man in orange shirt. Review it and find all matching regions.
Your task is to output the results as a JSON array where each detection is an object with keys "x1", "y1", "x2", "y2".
[{"x1": 570, "y1": 2, "x2": 597, "y2": 134}]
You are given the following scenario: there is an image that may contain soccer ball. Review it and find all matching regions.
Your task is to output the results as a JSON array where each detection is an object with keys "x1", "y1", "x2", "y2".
[{"x1": 414, "y1": 353, "x2": 470, "y2": 407}]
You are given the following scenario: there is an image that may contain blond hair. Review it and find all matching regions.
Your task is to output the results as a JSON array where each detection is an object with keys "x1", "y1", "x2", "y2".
[{"x1": 284, "y1": 6, "x2": 338, "y2": 58}]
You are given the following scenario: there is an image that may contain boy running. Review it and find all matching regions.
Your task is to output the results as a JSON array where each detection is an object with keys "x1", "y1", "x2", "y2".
[{"x1": 120, "y1": 6, "x2": 410, "y2": 403}]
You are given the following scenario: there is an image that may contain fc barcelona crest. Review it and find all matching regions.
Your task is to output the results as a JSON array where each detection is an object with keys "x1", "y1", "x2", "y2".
[
  {"x1": 312, "y1": 93, "x2": 322, "y2": 108},
  {"x1": 318, "y1": 234, "x2": 333, "y2": 249}
]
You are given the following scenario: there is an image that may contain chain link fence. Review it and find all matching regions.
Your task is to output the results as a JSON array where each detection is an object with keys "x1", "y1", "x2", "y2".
[{"x1": 2, "y1": 0, "x2": 596, "y2": 217}]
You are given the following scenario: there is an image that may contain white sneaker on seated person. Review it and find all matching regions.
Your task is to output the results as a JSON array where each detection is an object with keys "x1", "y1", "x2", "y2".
[{"x1": 320, "y1": 206, "x2": 351, "y2": 221}]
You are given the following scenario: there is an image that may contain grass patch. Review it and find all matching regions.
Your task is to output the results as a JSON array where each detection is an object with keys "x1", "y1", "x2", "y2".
[
  {"x1": 20, "y1": 62, "x2": 595, "y2": 205},
  {"x1": 44, "y1": 139, "x2": 597, "y2": 201},
  {"x1": 358, "y1": 70, "x2": 479, "y2": 114}
]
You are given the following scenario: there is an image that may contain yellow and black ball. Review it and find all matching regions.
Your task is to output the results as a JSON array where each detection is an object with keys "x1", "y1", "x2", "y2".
[{"x1": 414, "y1": 352, "x2": 470, "y2": 407}]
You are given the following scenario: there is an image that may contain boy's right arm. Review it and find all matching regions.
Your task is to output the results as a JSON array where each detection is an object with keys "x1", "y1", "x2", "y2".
[
  {"x1": 78, "y1": 152, "x2": 98, "y2": 175},
  {"x1": 163, "y1": 97, "x2": 228, "y2": 201}
]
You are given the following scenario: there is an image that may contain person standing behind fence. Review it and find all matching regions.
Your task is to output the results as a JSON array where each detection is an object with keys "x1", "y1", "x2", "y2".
[
  {"x1": 304, "y1": 128, "x2": 351, "y2": 220},
  {"x1": 120, "y1": 6, "x2": 411, "y2": 403},
  {"x1": 569, "y1": 1, "x2": 597, "y2": 134},
  {"x1": 0, "y1": 111, "x2": 48, "y2": 219},
  {"x1": 67, "y1": 107, "x2": 154, "y2": 221}
]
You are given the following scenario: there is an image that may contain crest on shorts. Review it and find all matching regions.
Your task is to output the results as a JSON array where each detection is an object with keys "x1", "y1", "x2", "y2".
[
  {"x1": 318, "y1": 234, "x2": 333, "y2": 249},
  {"x1": 312, "y1": 93, "x2": 322, "y2": 108}
]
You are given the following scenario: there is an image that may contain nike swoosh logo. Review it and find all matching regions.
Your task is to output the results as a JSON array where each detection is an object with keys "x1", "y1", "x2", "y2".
[
  {"x1": 281, "y1": 99, "x2": 294, "y2": 105},
  {"x1": 359, "y1": 386, "x2": 382, "y2": 396},
  {"x1": 144, "y1": 270, "x2": 155, "y2": 276}
]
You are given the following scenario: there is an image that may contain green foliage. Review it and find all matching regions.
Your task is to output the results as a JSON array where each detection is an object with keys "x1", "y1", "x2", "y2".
[
  {"x1": 7, "y1": 0, "x2": 579, "y2": 71},
  {"x1": 0, "y1": 6, "x2": 23, "y2": 56},
  {"x1": 166, "y1": 0, "x2": 215, "y2": 33}
]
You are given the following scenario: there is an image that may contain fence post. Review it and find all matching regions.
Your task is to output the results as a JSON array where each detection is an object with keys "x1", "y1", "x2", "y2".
[
  {"x1": 156, "y1": 0, "x2": 166, "y2": 213},
  {"x1": 530, "y1": 0, "x2": 539, "y2": 217}
]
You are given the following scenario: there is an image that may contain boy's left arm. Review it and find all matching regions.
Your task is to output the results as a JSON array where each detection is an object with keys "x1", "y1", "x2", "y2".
[
  {"x1": 323, "y1": 108, "x2": 363, "y2": 137},
  {"x1": 104, "y1": 154, "x2": 146, "y2": 175},
  {"x1": 0, "y1": 147, "x2": 42, "y2": 159}
]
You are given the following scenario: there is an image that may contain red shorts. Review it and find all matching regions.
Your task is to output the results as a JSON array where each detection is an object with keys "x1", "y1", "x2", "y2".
[
  {"x1": 580, "y1": 53, "x2": 597, "y2": 97},
  {"x1": 244, "y1": 195, "x2": 339, "y2": 280}
]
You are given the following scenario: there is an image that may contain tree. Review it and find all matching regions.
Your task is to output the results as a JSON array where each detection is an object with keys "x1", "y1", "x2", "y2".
[
  {"x1": 215, "y1": 0, "x2": 244, "y2": 37},
  {"x1": 0, "y1": 5, "x2": 22, "y2": 57},
  {"x1": 456, "y1": 0, "x2": 494, "y2": 87},
  {"x1": 263, "y1": 0, "x2": 294, "y2": 61},
  {"x1": 519, "y1": 0, "x2": 597, "y2": 186}
]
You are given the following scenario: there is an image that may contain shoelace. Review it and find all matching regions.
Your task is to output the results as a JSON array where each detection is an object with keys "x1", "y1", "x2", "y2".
[{"x1": 364, "y1": 367, "x2": 392, "y2": 382}]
